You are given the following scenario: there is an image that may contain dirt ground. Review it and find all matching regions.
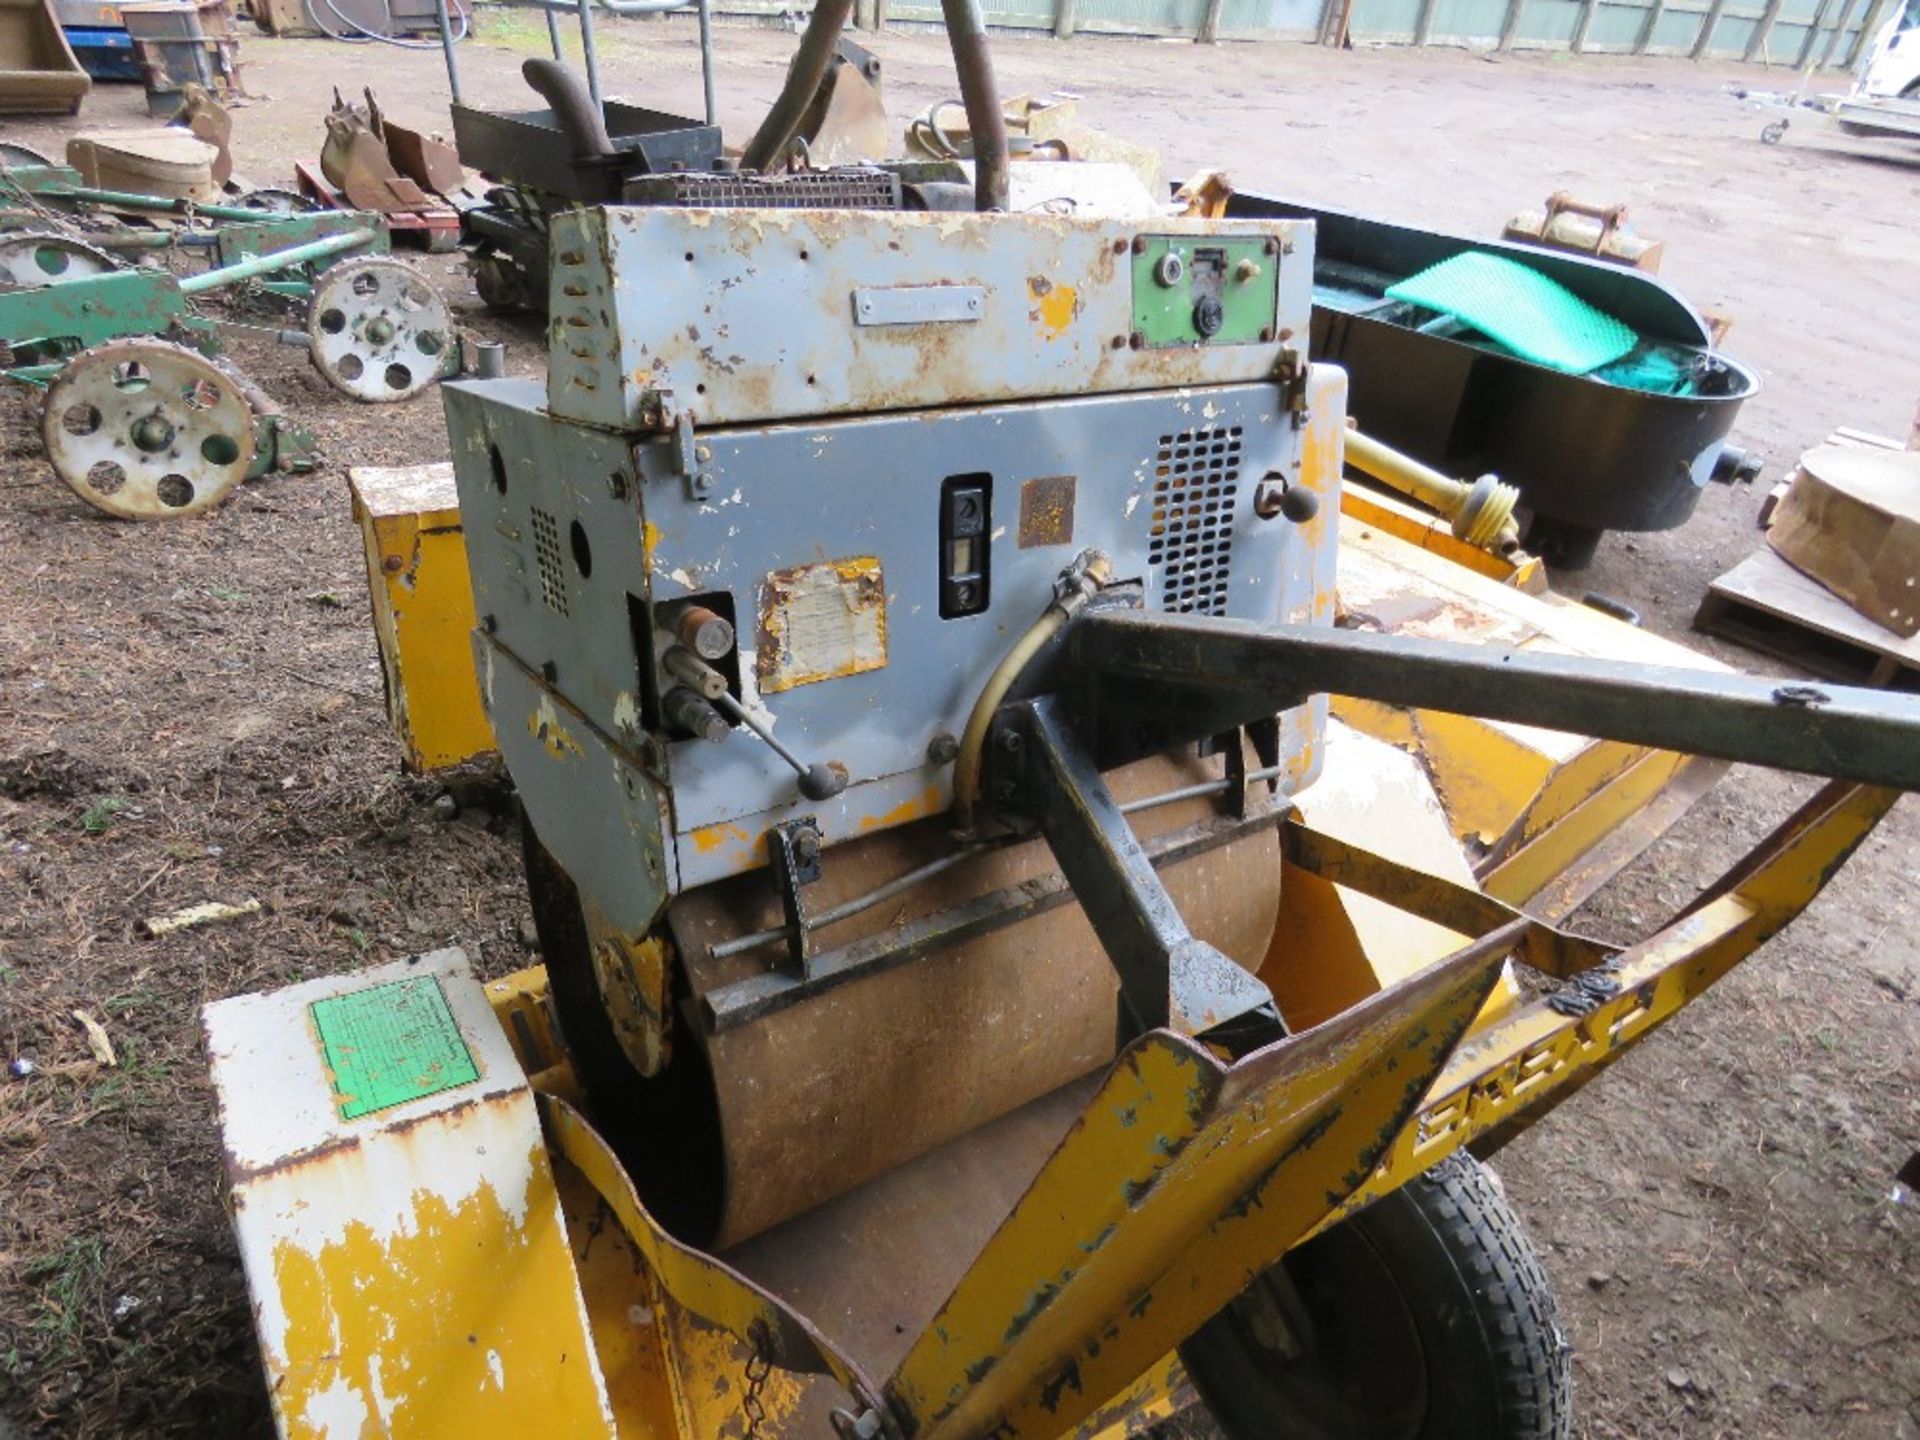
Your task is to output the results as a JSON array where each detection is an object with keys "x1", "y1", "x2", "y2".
[{"x1": 1, "y1": 16, "x2": 1916, "y2": 1440}]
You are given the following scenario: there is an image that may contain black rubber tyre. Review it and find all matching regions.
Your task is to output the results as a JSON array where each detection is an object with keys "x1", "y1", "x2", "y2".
[
  {"x1": 520, "y1": 818, "x2": 728, "y2": 1242},
  {"x1": 1180, "y1": 1152, "x2": 1572, "y2": 1440}
]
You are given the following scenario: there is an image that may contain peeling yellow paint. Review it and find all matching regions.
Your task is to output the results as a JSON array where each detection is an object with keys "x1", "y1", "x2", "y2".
[
  {"x1": 690, "y1": 821, "x2": 750, "y2": 855},
  {"x1": 1027, "y1": 276, "x2": 1081, "y2": 339},
  {"x1": 529, "y1": 696, "x2": 583, "y2": 762},
  {"x1": 856, "y1": 785, "x2": 944, "y2": 833},
  {"x1": 270, "y1": 1155, "x2": 611, "y2": 1439},
  {"x1": 642, "y1": 520, "x2": 664, "y2": 572}
]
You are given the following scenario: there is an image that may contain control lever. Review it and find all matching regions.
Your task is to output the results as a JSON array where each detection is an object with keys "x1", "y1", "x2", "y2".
[
  {"x1": 713, "y1": 690, "x2": 848, "y2": 802},
  {"x1": 663, "y1": 646, "x2": 848, "y2": 801}
]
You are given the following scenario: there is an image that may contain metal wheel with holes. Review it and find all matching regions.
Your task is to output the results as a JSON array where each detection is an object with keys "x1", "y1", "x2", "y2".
[
  {"x1": 305, "y1": 256, "x2": 452, "y2": 403},
  {"x1": 1180, "y1": 1152, "x2": 1574, "y2": 1440},
  {"x1": 42, "y1": 339, "x2": 255, "y2": 521},
  {"x1": 0, "y1": 233, "x2": 120, "y2": 290}
]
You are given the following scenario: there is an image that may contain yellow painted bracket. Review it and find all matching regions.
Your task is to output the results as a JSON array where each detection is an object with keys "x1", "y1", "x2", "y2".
[
  {"x1": 883, "y1": 939, "x2": 1506, "y2": 1440},
  {"x1": 1280, "y1": 818, "x2": 1612, "y2": 978},
  {"x1": 541, "y1": 1095, "x2": 883, "y2": 1406},
  {"x1": 1331, "y1": 780, "x2": 1900, "y2": 1219}
]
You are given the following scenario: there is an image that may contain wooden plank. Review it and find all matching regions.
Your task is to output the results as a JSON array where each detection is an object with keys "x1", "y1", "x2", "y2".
[
  {"x1": 1571, "y1": 0, "x2": 1602, "y2": 51},
  {"x1": 1200, "y1": 0, "x2": 1226, "y2": 41},
  {"x1": 1053, "y1": 0, "x2": 1077, "y2": 36},
  {"x1": 1412, "y1": 0, "x2": 1439, "y2": 44},
  {"x1": 1694, "y1": 548, "x2": 1920, "y2": 691}
]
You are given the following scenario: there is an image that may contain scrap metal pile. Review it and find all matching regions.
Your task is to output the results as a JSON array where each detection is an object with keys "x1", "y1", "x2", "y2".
[{"x1": 0, "y1": 141, "x2": 453, "y2": 517}]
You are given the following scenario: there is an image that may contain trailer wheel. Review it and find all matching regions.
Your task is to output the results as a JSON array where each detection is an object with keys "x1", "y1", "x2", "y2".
[{"x1": 1180, "y1": 1152, "x2": 1572, "y2": 1440}]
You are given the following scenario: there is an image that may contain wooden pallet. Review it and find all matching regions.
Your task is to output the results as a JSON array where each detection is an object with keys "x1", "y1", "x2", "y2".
[{"x1": 1694, "y1": 547, "x2": 1920, "y2": 693}]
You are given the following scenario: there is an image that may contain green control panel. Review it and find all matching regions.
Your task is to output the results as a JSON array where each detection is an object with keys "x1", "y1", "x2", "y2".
[{"x1": 1130, "y1": 235, "x2": 1280, "y2": 350}]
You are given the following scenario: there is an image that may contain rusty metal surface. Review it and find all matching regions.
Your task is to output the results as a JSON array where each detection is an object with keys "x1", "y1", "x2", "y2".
[
  {"x1": 755, "y1": 555, "x2": 888, "y2": 695},
  {"x1": 666, "y1": 747, "x2": 1284, "y2": 1247},
  {"x1": 381, "y1": 120, "x2": 466, "y2": 199},
  {"x1": 1018, "y1": 474, "x2": 1077, "y2": 549},
  {"x1": 542, "y1": 208, "x2": 1312, "y2": 431},
  {"x1": 203, "y1": 951, "x2": 619, "y2": 1437}
]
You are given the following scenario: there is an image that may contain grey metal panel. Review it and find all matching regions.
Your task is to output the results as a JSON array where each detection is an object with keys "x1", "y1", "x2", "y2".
[
  {"x1": 475, "y1": 633, "x2": 677, "y2": 938},
  {"x1": 544, "y1": 207, "x2": 1313, "y2": 431},
  {"x1": 451, "y1": 374, "x2": 1334, "y2": 894},
  {"x1": 648, "y1": 381, "x2": 1327, "y2": 885}
]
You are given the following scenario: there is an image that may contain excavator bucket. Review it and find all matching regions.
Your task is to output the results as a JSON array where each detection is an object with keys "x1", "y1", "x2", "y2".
[
  {"x1": 321, "y1": 88, "x2": 431, "y2": 214},
  {"x1": 382, "y1": 120, "x2": 466, "y2": 200},
  {"x1": 793, "y1": 37, "x2": 889, "y2": 167},
  {"x1": 0, "y1": 0, "x2": 89, "y2": 115}
]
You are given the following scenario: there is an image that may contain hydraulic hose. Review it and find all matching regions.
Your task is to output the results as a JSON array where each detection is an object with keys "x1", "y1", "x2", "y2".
[
  {"x1": 940, "y1": 0, "x2": 1009, "y2": 211},
  {"x1": 304, "y1": 0, "x2": 468, "y2": 49},
  {"x1": 951, "y1": 551, "x2": 1112, "y2": 833},
  {"x1": 739, "y1": 0, "x2": 857, "y2": 172}
]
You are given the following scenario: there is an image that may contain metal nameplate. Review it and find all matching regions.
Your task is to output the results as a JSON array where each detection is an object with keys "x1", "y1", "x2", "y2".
[{"x1": 852, "y1": 284, "x2": 986, "y2": 326}]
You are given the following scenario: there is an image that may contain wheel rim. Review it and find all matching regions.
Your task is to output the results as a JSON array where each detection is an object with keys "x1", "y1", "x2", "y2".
[
  {"x1": 0, "y1": 234, "x2": 119, "y2": 290},
  {"x1": 306, "y1": 257, "x2": 452, "y2": 403},
  {"x1": 42, "y1": 340, "x2": 255, "y2": 520},
  {"x1": 1209, "y1": 1222, "x2": 1430, "y2": 1438}
]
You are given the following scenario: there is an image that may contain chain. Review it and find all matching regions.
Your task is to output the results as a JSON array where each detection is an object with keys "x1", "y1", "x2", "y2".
[{"x1": 739, "y1": 1340, "x2": 774, "y2": 1440}]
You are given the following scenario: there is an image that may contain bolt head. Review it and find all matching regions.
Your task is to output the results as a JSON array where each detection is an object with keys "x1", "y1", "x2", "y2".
[{"x1": 998, "y1": 730, "x2": 1024, "y2": 755}]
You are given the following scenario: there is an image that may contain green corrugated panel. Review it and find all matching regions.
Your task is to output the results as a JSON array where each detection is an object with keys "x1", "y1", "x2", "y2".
[
  {"x1": 1711, "y1": 14, "x2": 1760, "y2": 52},
  {"x1": 1518, "y1": 0, "x2": 1582, "y2": 44},
  {"x1": 1073, "y1": 0, "x2": 1203, "y2": 29},
  {"x1": 1649, "y1": 8, "x2": 1702, "y2": 48},
  {"x1": 1426, "y1": 0, "x2": 1513, "y2": 39},
  {"x1": 1349, "y1": 0, "x2": 1423, "y2": 37},
  {"x1": 1585, "y1": 1, "x2": 1645, "y2": 46}
]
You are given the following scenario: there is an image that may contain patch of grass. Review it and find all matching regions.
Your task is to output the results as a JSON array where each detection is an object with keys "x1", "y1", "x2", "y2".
[
  {"x1": 23, "y1": 1235, "x2": 107, "y2": 1356},
  {"x1": 86, "y1": 1038, "x2": 172, "y2": 1115},
  {"x1": 103, "y1": 990, "x2": 158, "y2": 1015},
  {"x1": 473, "y1": 5, "x2": 586, "y2": 58},
  {"x1": 207, "y1": 585, "x2": 248, "y2": 602},
  {"x1": 79, "y1": 796, "x2": 129, "y2": 835}
]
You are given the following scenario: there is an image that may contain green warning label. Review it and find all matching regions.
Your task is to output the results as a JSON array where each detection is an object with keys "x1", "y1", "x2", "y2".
[{"x1": 311, "y1": 976, "x2": 480, "y2": 1120}]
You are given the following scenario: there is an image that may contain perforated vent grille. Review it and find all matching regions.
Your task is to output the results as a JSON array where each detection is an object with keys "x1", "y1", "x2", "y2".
[
  {"x1": 530, "y1": 506, "x2": 569, "y2": 617},
  {"x1": 625, "y1": 169, "x2": 902, "y2": 210},
  {"x1": 1148, "y1": 425, "x2": 1243, "y2": 616}
]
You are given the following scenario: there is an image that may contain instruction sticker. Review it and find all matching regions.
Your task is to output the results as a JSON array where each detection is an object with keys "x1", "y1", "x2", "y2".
[{"x1": 310, "y1": 976, "x2": 480, "y2": 1120}]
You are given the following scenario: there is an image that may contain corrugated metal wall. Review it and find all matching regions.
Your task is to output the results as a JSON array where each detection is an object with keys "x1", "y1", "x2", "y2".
[{"x1": 746, "y1": 0, "x2": 1893, "y2": 62}]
